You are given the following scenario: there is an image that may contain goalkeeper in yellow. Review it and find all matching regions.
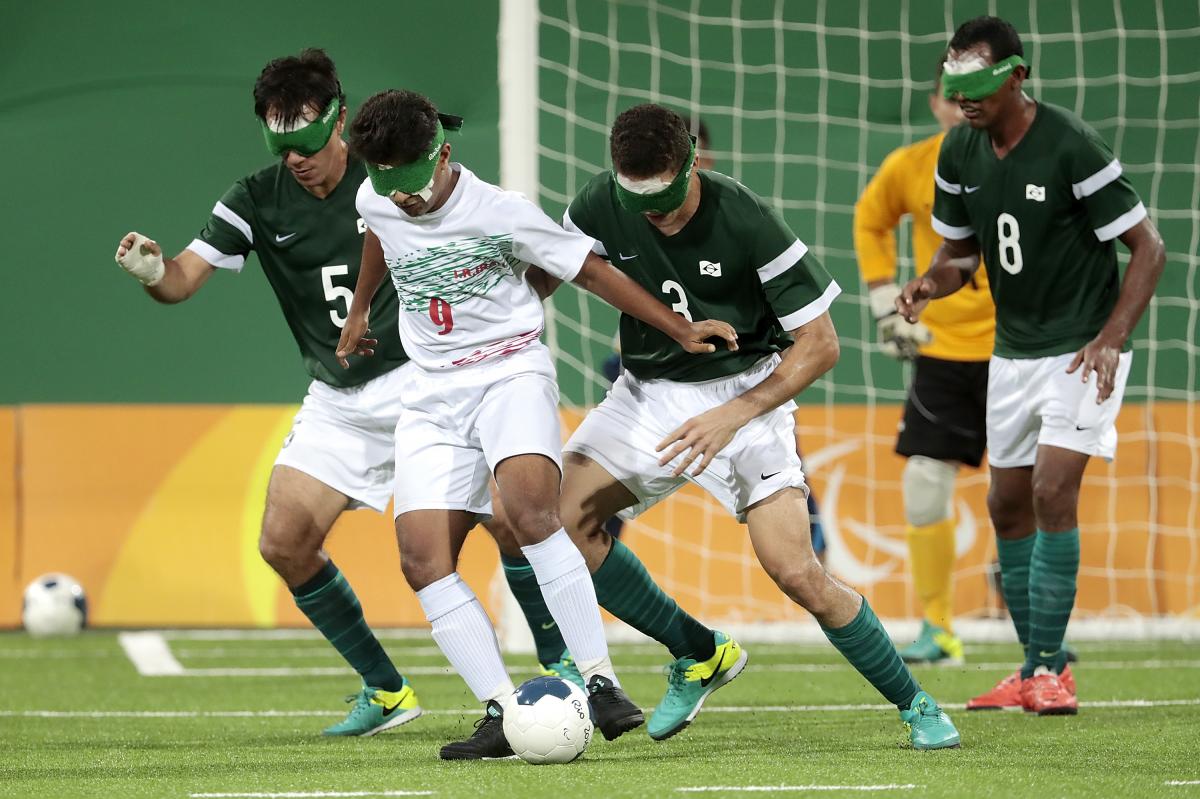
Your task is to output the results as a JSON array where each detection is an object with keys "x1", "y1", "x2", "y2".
[{"x1": 853, "y1": 61, "x2": 993, "y2": 665}]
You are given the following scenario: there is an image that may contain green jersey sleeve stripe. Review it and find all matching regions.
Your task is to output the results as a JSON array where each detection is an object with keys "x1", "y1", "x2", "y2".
[
  {"x1": 931, "y1": 214, "x2": 974, "y2": 240},
  {"x1": 1073, "y1": 158, "x2": 1123, "y2": 199},
  {"x1": 1094, "y1": 201, "x2": 1147, "y2": 242},
  {"x1": 213, "y1": 201, "x2": 253, "y2": 246},
  {"x1": 756, "y1": 239, "x2": 808, "y2": 283},
  {"x1": 777, "y1": 279, "x2": 841, "y2": 331},
  {"x1": 934, "y1": 170, "x2": 962, "y2": 195},
  {"x1": 186, "y1": 238, "x2": 245, "y2": 271}
]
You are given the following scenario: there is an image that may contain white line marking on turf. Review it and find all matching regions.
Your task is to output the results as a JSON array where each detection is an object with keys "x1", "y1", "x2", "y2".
[
  {"x1": 4, "y1": 698, "x2": 1198, "y2": 720},
  {"x1": 677, "y1": 786, "x2": 918, "y2": 793},
  {"x1": 118, "y1": 632, "x2": 184, "y2": 676},
  {"x1": 189, "y1": 792, "x2": 434, "y2": 798},
  {"x1": 1165, "y1": 781, "x2": 1200, "y2": 786}
]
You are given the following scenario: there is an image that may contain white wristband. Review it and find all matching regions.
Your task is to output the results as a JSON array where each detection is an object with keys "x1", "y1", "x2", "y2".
[{"x1": 116, "y1": 233, "x2": 165, "y2": 287}]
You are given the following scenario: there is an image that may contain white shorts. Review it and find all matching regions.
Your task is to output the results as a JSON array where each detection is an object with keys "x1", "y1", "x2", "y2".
[
  {"x1": 392, "y1": 342, "x2": 564, "y2": 518},
  {"x1": 565, "y1": 355, "x2": 807, "y2": 523},
  {"x1": 986, "y1": 351, "x2": 1133, "y2": 469},
  {"x1": 274, "y1": 366, "x2": 411, "y2": 512}
]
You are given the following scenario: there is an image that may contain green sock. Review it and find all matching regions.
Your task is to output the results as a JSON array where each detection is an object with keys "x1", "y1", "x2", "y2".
[
  {"x1": 1023, "y1": 528, "x2": 1080, "y2": 678},
  {"x1": 292, "y1": 561, "x2": 403, "y2": 692},
  {"x1": 500, "y1": 554, "x2": 569, "y2": 666},
  {"x1": 593, "y1": 538, "x2": 714, "y2": 661},
  {"x1": 822, "y1": 597, "x2": 920, "y2": 709},
  {"x1": 996, "y1": 533, "x2": 1036, "y2": 650}
]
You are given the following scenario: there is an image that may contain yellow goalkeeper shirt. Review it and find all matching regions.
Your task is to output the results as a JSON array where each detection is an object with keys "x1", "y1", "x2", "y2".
[{"x1": 854, "y1": 131, "x2": 995, "y2": 362}]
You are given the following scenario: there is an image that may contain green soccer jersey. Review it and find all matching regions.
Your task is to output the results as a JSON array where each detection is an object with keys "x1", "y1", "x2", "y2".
[
  {"x1": 189, "y1": 157, "x2": 407, "y2": 387},
  {"x1": 932, "y1": 102, "x2": 1146, "y2": 359},
  {"x1": 565, "y1": 170, "x2": 840, "y2": 382}
]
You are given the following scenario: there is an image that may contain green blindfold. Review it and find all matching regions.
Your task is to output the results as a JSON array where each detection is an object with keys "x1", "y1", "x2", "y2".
[
  {"x1": 942, "y1": 54, "x2": 1027, "y2": 101},
  {"x1": 364, "y1": 114, "x2": 465, "y2": 200},
  {"x1": 612, "y1": 140, "x2": 696, "y2": 215},
  {"x1": 261, "y1": 97, "x2": 341, "y2": 157}
]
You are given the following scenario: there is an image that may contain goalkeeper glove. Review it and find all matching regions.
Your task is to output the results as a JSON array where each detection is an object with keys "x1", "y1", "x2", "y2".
[
  {"x1": 870, "y1": 282, "x2": 931, "y2": 361},
  {"x1": 115, "y1": 232, "x2": 165, "y2": 287}
]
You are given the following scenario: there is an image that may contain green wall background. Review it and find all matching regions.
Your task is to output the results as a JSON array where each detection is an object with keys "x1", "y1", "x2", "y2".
[{"x1": 1, "y1": 1, "x2": 500, "y2": 402}]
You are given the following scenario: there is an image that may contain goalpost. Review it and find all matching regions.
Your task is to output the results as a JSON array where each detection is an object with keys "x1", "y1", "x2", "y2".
[{"x1": 499, "y1": 0, "x2": 1200, "y2": 646}]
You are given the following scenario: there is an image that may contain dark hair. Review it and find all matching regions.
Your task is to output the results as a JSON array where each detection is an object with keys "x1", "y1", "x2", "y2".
[
  {"x1": 948, "y1": 16, "x2": 1024, "y2": 63},
  {"x1": 610, "y1": 104, "x2": 691, "y2": 178},
  {"x1": 252, "y1": 48, "x2": 345, "y2": 128},
  {"x1": 349, "y1": 89, "x2": 440, "y2": 166},
  {"x1": 683, "y1": 115, "x2": 711, "y2": 149}
]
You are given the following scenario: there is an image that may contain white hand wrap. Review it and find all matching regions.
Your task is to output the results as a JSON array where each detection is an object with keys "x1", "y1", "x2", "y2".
[
  {"x1": 870, "y1": 282, "x2": 931, "y2": 360},
  {"x1": 116, "y1": 233, "x2": 165, "y2": 287}
]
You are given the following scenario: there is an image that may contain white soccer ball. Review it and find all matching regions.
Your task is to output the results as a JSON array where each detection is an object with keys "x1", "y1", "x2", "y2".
[
  {"x1": 502, "y1": 676, "x2": 594, "y2": 764},
  {"x1": 22, "y1": 573, "x2": 87, "y2": 637}
]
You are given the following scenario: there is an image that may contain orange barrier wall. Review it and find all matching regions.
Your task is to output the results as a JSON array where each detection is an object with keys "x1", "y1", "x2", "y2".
[{"x1": 3, "y1": 403, "x2": 1197, "y2": 628}]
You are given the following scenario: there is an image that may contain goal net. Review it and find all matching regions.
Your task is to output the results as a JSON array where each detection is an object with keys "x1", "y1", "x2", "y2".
[{"x1": 504, "y1": 0, "x2": 1199, "y2": 639}]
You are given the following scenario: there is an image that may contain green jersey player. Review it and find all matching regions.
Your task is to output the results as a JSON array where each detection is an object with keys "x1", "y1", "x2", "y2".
[
  {"x1": 899, "y1": 17, "x2": 1166, "y2": 715},
  {"x1": 112, "y1": 50, "x2": 580, "y2": 737},
  {"x1": 552, "y1": 104, "x2": 960, "y2": 749}
]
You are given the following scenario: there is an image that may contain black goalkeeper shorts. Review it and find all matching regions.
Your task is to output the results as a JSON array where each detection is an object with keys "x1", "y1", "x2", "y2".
[{"x1": 895, "y1": 356, "x2": 989, "y2": 468}]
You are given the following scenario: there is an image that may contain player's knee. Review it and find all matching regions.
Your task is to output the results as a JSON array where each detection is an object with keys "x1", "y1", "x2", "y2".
[
  {"x1": 400, "y1": 554, "x2": 452, "y2": 593},
  {"x1": 258, "y1": 517, "x2": 315, "y2": 573},
  {"x1": 771, "y1": 559, "x2": 832, "y2": 615},
  {"x1": 481, "y1": 515, "x2": 523, "y2": 558},
  {"x1": 987, "y1": 483, "x2": 1032, "y2": 538},
  {"x1": 1031, "y1": 471, "x2": 1081, "y2": 530},
  {"x1": 506, "y1": 504, "x2": 563, "y2": 543},
  {"x1": 902, "y1": 456, "x2": 958, "y2": 527}
]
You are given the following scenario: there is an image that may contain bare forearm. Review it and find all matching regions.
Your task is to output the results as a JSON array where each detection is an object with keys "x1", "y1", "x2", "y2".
[
  {"x1": 722, "y1": 315, "x2": 839, "y2": 423},
  {"x1": 144, "y1": 250, "x2": 216, "y2": 304},
  {"x1": 923, "y1": 238, "x2": 981, "y2": 299},
  {"x1": 1101, "y1": 222, "x2": 1167, "y2": 346},
  {"x1": 347, "y1": 231, "x2": 388, "y2": 318},
  {"x1": 573, "y1": 255, "x2": 690, "y2": 341}
]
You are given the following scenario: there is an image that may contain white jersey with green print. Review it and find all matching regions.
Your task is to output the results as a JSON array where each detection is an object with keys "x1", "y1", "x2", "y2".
[
  {"x1": 932, "y1": 102, "x2": 1147, "y2": 358},
  {"x1": 356, "y1": 164, "x2": 595, "y2": 371}
]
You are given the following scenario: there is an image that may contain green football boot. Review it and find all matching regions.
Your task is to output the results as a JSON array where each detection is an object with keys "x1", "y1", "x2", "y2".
[
  {"x1": 900, "y1": 690, "x2": 961, "y2": 750},
  {"x1": 900, "y1": 620, "x2": 965, "y2": 666},
  {"x1": 322, "y1": 680, "x2": 422, "y2": 737},
  {"x1": 539, "y1": 649, "x2": 585, "y2": 690},
  {"x1": 647, "y1": 631, "x2": 748, "y2": 741}
]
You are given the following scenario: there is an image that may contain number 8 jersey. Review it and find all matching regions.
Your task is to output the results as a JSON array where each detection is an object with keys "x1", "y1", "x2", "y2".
[
  {"x1": 931, "y1": 102, "x2": 1147, "y2": 359},
  {"x1": 356, "y1": 164, "x2": 596, "y2": 371},
  {"x1": 189, "y1": 157, "x2": 408, "y2": 388}
]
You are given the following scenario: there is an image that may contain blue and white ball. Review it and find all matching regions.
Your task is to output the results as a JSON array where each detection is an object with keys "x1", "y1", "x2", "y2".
[
  {"x1": 502, "y1": 676, "x2": 593, "y2": 764},
  {"x1": 22, "y1": 573, "x2": 87, "y2": 637}
]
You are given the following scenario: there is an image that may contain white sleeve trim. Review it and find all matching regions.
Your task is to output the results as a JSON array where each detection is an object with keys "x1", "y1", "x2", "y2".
[
  {"x1": 213, "y1": 201, "x2": 253, "y2": 246},
  {"x1": 934, "y1": 170, "x2": 962, "y2": 195},
  {"x1": 186, "y1": 239, "x2": 246, "y2": 272},
  {"x1": 563, "y1": 210, "x2": 606, "y2": 256},
  {"x1": 1094, "y1": 201, "x2": 1147, "y2": 242},
  {"x1": 931, "y1": 214, "x2": 974, "y2": 240},
  {"x1": 777, "y1": 280, "x2": 841, "y2": 331},
  {"x1": 1073, "y1": 158, "x2": 1123, "y2": 199},
  {"x1": 756, "y1": 239, "x2": 808, "y2": 283}
]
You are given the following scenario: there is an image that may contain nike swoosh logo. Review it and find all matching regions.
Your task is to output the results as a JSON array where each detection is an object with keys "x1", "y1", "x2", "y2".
[
  {"x1": 699, "y1": 648, "x2": 730, "y2": 687},
  {"x1": 540, "y1": 621, "x2": 557, "y2": 630},
  {"x1": 1075, "y1": 425, "x2": 1090, "y2": 431},
  {"x1": 964, "y1": 185, "x2": 980, "y2": 193},
  {"x1": 618, "y1": 253, "x2": 638, "y2": 260},
  {"x1": 380, "y1": 699, "x2": 405, "y2": 717},
  {"x1": 760, "y1": 471, "x2": 781, "y2": 480},
  {"x1": 275, "y1": 232, "x2": 297, "y2": 243},
  {"x1": 1038, "y1": 650, "x2": 1059, "y2": 659}
]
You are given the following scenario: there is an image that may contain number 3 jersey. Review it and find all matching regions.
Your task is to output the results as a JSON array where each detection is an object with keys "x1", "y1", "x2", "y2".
[
  {"x1": 356, "y1": 164, "x2": 596, "y2": 371},
  {"x1": 932, "y1": 102, "x2": 1147, "y2": 359},
  {"x1": 187, "y1": 156, "x2": 408, "y2": 388}
]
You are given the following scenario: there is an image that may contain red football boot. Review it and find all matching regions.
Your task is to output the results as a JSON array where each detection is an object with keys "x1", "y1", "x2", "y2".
[
  {"x1": 966, "y1": 669, "x2": 1023, "y2": 710},
  {"x1": 1020, "y1": 668, "x2": 1079, "y2": 715},
  {"x1": 1060, "y1": 663, "x2": 1076, "y2": 695}
]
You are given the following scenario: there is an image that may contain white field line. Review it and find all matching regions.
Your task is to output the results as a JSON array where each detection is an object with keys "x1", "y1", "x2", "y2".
[
  {"x1": 119, "y1": 632, "x2": 184, "y2": 676},
  {"x1": 1165, "y1": 781, "x2": 1200, "y2": 786},
  {"x1": 677, "y1": 787, "x2": 917, "y2": 794},
  {"x1": 189, "y1": 793, "x2": 434, "y2": 798},
  {"x1": 4, "y1": 698, "x2": 1198, "y2": 720}
]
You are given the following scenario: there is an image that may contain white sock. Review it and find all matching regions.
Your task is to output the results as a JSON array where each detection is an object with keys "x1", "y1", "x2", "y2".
[
  {"x1": 416, "y1": 573, "x2": 514, "y2": 704},
  {"x1": 520, "y1": 528, "x2": 618, "y2": 686}
]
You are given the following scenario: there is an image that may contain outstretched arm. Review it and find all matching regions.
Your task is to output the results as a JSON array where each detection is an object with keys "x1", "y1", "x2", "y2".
[
  {"x1": 896, "y1": 235, "x2": 982, "y2": 323},
  {"x1": 572, "y1": 252, "x2": 738, "y2": 353},
  {"x1": 1066, "y1": 217, "x2": 1166, "y2": 400},
  {"x1": 334, "y1": 228, "x2": 388, "y2": 368},
  {"x1": 114, "y1": 232, "x2": 217, "y2": 304},
  {"x1": 656, "y1": 312, "x2": 839, "y2": 477}
]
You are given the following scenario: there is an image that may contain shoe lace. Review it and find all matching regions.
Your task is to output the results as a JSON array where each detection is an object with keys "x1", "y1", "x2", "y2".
[
  {"x1": 342, "y1": 690, "x2": 372, "y2": 716},
  {"x1": 469, "y1": 713, "x2": 503, "y2": 738},
  {"x1": 663, "y1": 662, "x2": 689, "y2": 692}
]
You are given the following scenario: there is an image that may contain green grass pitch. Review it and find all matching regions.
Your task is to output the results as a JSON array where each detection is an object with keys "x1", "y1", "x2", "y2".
[{"x1": 1, "y1": 631, "x2": 1197, "y2": 798}]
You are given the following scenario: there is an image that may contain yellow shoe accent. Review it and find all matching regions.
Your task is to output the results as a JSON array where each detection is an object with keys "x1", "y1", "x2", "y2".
[
  {"x1": 931, "y1": 629, "x2": 965, "y2": 664},
  {"x1": 684, "y1": 636, "x2": 744, "y2": 683}
]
